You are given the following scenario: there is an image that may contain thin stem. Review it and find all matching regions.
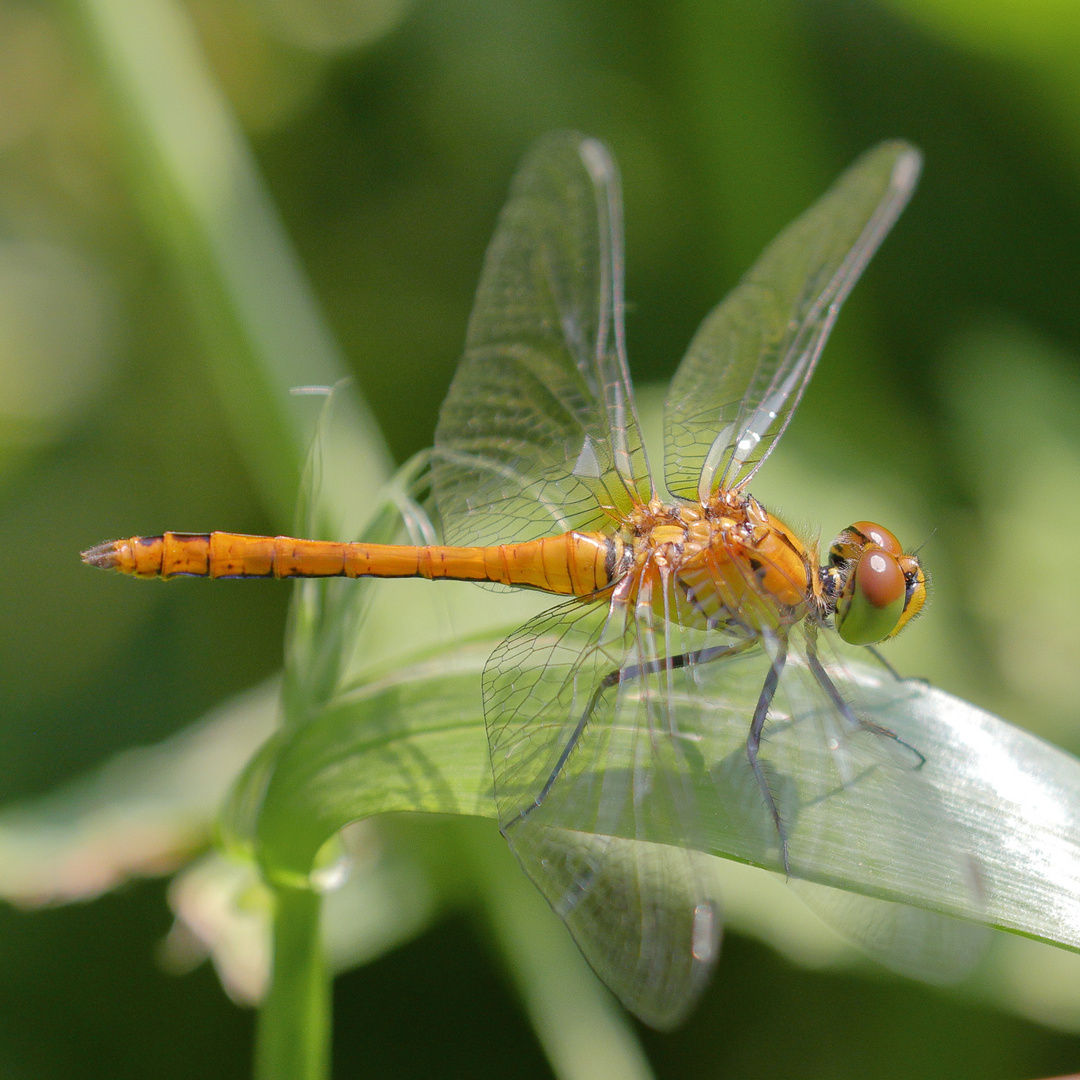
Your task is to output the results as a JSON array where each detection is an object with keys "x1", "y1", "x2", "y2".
[{"x1": 256, "y1": 885, "x2": 331, "y2": 1080}]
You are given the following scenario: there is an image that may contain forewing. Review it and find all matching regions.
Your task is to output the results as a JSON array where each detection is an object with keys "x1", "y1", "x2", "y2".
[
  {"x1": 664, "y1": 142, "x2": 921, "y2": 500},
  {"x1": 433, "y1": 132, "x2": 651, "y2": 546},
  {"x1": 647, "y1": 612, "x2": 987, "y2": 978},
  {"x1": 764, "y1": 630, "x2": 983, "y2": 912},
  {"x1": 770, "y1": 633, "x2": 989, "y2": 979}
]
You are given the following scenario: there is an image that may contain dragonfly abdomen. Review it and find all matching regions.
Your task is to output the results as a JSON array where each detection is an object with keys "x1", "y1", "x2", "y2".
[{"x1": 81, "y1": 530, "x2": 619, "y2": 595}]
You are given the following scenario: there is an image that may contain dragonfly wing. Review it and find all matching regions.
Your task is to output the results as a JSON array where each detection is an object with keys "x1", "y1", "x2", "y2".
[
  {"x1": 664, "y1": 142, "x2": 921, "y2": 501},
  {"x1": 484, "y1": 585, "x2": 767, "y2": 1025},
  {"x1": 764, "y1": 631, "x2": 984, "y2": 910},
  {"x1": 484, "y1": 585, "x2": 782, "y2": 865},
  {"x1": 662, "y1": 616, "x2": 988, "y2": 976},
  {"x1": 486, "y1": 559, "x2": 984, "y2": 1016},
  {"x1": 433, "y1": 132, "x2": 652, "y2": 546},
  {"x1": 510, "y1": 826, "x2": 722, "y2": 1030},
  {"x1": 789, "y1": 880, "x2": 989, "y2": 983}
]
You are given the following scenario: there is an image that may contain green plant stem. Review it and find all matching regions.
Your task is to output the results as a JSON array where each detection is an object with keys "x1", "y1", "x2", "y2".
[{"x1": 256, "y1": 885, "x2": 331, "y2": 1080}]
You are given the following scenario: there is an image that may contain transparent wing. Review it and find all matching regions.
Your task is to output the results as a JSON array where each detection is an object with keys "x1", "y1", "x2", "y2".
[
  {"x1": 433, "y1": 132, "x2": 652, "y2": 546},
  {"x1": 508, "y1": 826, "x2": 723, "y2": 1030},
  {"x1": 484, "y1": 594, "x2": 732, "y2": 1027},
  {"x1": 768, "y1": 631, "x2": 981, "y2": 913},
  {"x1": 484, "y1": 570, "x2": 983, "y2": 1022},
  {"x1": 664, "y1": 142, "x2": 921, "y2": 501},
  {"x1": 790, "y1": 881, "x2": 989, "y2": 984}
]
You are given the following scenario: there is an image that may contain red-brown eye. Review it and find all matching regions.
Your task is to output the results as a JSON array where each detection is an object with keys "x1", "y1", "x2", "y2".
[
  {"x1": 828, "y1": 520, "x2": 903, "y2": 567},
  {"x1": 835, "y1": 547, "x2": 907, "y2": 645},
  {"x1": 859, "y1": 548, "x2": 906, "y2": 607},
  {"x1": 849, "y1": 521, "x2": 902, "y2": 557}
]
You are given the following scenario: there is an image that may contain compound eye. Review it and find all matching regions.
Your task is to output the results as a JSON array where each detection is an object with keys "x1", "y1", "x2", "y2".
[
  {"x1": 848, "y1": 521, "x2": 902, "y2": 557},
  {"x1": 829, "y1": 520, "x2": 903, "y2": 566},
  {"x1": 836, "y1": 547, "x2": 906, "y2": 645}
]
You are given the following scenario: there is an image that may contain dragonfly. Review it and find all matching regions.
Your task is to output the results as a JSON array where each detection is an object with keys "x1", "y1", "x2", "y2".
[{"x1": 84, "y1": 132, "x2": 929, "y2": 1028}]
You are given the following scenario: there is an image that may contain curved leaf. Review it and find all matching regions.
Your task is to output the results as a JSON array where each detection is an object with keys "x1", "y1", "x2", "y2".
[
  {"x1": 254, "y1": 643, "x2": 495, "y2": 884},
  {"x1": 250, "y1": 638, "x2": 1080, "y2": 963}
]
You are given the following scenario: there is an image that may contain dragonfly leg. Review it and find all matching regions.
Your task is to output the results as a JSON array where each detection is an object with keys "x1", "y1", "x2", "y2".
[
  {"x1": 745, "y1": 638, "x2": 790, "y2": 874},
  {"x1": 867, "y1": 645, "x2": 930, "y2": 686},
  {"x1": 514, "y1": 638, "x2": 756, "y2": 828},
  {"x1": 866, "y1": 645, "x2": 903, "y2": 681},
  {"x1": 805, "y1": 644, "x2": 926, "y2": 768}
]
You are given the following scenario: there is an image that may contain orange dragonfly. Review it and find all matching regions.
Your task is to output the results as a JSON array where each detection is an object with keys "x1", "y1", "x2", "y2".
[{"x1": 85, "y1": 133, "x2": 927, "y2": 1027}]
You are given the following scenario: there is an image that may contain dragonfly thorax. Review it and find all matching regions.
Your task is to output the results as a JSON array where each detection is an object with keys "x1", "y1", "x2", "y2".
[
  {"x1": 617, "y1": 494, "x2": 813, "y2": 635},
  {"x1": 606, "y1": 504, "x2": 927, "y2": 647}
]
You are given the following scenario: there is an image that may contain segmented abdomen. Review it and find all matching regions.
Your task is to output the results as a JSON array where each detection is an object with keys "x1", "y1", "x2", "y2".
[{"x1": 81, "y1": 530, "x2": 620, "y2": 596}]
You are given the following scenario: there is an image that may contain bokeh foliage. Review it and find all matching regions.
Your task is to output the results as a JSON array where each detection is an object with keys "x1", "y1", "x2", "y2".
[{"x1": 4, "y1": 0, "x2": 1080, "y2": 1076}]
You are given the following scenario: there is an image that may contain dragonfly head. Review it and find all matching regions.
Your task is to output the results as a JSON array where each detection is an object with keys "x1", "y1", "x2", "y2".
[{"x1": 825, "y1": 521, "x2": 927, "y2": 646}]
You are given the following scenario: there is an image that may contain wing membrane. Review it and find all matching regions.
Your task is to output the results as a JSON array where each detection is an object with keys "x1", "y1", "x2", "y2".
[
  {"x1": 484, "y1": 590, "x2": 780, "y2": 861},
  {"x1": 484, "y1": 569, "x2": 982, "y2": 1023},
  {"x1": 790, "y1": 881, "x2": 988, "y2": 983},
  {"x1": 509, "y1": 826, "x2": 722, "y2": 1030},
  {"x1": 483, "y1": 583, "x2": 772, "y2": 1025},
  {"x1": 664, "y1": 142, "x2": 921, "y2": 500},
  {"x1": 433, "y1": 132, "x2": 652, "y2": 545}
]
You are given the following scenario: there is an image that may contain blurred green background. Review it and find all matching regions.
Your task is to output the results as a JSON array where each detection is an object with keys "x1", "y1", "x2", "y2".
[{"x1": 4, "y1": 0, "x2": 1080, "y2": 1075}]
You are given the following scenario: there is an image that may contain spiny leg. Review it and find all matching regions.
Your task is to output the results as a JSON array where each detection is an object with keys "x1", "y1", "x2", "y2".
[
  {"x1": 866, "y1": 645, "x2": 903, "y2": 682},
  {"x1": 745, "y1": 637, "x2": 790, "y2": 874},
  {"x1": 866, "y1": 644, "x2": 929, "y2": 687},
  {"x1": 511, "y1": 638, "x2": 757, "y2": 829},
  {"x1": 805, "y1": 641, "x2": 926, "y2": 768}
]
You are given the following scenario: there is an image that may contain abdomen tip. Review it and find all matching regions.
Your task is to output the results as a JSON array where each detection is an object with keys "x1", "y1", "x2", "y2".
[{"x1": 81, "y1": 541, "x2": 123, "y2": 570}]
